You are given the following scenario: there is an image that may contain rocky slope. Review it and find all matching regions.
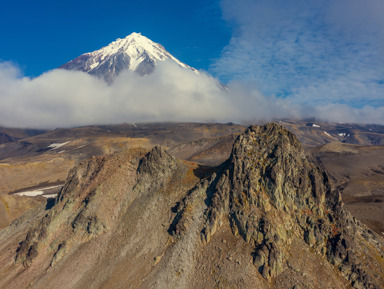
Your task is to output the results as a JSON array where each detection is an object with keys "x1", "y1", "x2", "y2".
[{"x1": 0, "y1": 123, "x2": 383, "y2": 288}]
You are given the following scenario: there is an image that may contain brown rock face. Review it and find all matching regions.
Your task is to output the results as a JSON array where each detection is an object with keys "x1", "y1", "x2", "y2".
[{"x1": 5, "y1": 124, "x2": 384, "y2": 289}]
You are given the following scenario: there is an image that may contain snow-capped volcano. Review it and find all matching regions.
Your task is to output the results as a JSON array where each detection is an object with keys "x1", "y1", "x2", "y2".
[{"x1": 60, "y1": 32, "x2": 196, "y2": 83}]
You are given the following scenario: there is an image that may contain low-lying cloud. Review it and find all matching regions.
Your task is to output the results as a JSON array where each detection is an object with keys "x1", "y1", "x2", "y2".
[{"x1": 0, "y1": 60, "x2": 383, "y2": 129}]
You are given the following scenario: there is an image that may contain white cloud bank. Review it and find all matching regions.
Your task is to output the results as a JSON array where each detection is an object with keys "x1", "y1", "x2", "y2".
[
  {"x1": 0, "y1": 61, "x2": 289, "y2": 128},
  {"x1": 0, "y1": 60, "x2": 383, "y2": 129}
]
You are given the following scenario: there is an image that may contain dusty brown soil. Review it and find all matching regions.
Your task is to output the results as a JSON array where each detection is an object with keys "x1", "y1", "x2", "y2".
[
  {"x1": 0, "y1": 195, "x2": 44, "y2": 229},
  {"x1": 311, "y1": 143, "x2": 384, "y2": 235}
]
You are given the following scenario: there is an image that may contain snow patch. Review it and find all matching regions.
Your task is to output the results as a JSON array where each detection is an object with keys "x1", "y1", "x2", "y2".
[
  {"x1": 89, "y1": 62, "x2": 99, "y2": 70},
  {"x1": 323, "y1": 131, "x2": 337, "y2": 139},
  {"x1": 42, "y1": 194, "x2": 58, "y2": 199},
  {"x1": 48, "y1": 141, "x2": 70, "y2": 150},
  {"x1": 312, "y1": 124, "x2": 320, "y2": 128},
  {"x1": 129, "y1": 54, "x2": 146, "y2": 71},
  {"x1": 15, "y1": 190, "x2": 45, "y2": 197},
  {"x1": 14, "y1": 185, "x2": 62, "y2": 197}
]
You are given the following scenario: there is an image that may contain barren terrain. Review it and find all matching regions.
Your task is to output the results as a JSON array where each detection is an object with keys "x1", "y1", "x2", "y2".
[
  {"x1": 1, "y1": 121, "x2": 384, "y2": 238},
  {"x1": 1, "y1": 124, "x2": 382, "y2": 289}
]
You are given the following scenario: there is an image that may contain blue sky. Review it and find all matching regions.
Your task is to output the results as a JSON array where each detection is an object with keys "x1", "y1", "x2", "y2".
[
  {"x1": 0, "y1": 0, "x2": 229, "y2": 76},
  {"x1": 1, "y1": 0, "x2": 384, "y2": 127}
]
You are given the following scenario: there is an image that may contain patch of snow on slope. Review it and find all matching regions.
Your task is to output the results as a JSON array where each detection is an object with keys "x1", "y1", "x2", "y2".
[
  {"x1": 15, "y1": 185, "x2": 63, "y2": 197},
  {"x1": 42, "y1": 194, "x2": 58, "y2": 199},
  {"x1": 324, "y1": 131, "x2": 337, "y2": 139},
  {"x1": 48, "y1": 141, "x2": 70, "y2": 150},
  {"x1": 89, "y1": 62, "x2": 99, "y2": 70},
  {"x1": 129, "y1": 54, "x2": 146, "y2": 71}
]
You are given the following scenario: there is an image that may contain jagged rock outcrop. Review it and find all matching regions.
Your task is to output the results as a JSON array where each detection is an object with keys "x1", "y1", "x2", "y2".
[
  {"x1": 15, "y1": 148, "x2": 149, "y2": 267},
  {"x1": 5, "y1": 124, "x2": 384, "y2": 289},
  {"x1": 172, "y1": 123, "x2": 384, "y2": 288}
]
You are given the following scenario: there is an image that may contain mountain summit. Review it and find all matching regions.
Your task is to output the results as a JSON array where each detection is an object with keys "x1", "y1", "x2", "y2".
[{"x1": 59, "y1": 32, "x2": 196, "y2": 82}]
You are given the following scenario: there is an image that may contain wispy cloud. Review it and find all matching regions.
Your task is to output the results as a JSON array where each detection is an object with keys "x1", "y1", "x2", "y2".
[{"x1": 212, "y1": 0, "x2": 384, "y2": 112}]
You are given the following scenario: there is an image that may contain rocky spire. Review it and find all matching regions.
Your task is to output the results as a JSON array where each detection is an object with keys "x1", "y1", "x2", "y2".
[{"x1": 175, "y1": 123, "x2": 384, "y2": 287}]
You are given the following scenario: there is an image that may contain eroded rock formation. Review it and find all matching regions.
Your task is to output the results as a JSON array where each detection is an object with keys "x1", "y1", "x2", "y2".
[{"x1": 171, "y1": 124, "x2": 384, "y2": 288}]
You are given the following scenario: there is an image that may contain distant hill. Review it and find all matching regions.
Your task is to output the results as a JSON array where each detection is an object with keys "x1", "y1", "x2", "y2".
[{"x1": 0, "y1": 127, "x2": 47, "y2": 144}]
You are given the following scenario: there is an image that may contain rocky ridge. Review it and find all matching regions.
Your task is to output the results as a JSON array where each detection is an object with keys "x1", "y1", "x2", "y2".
[
  {"x1": 205, "y1": 124, "x2": 384, "y2": 286},
  {"x1": 170, "y1": 123, "x2": 384, "y2": 288},
  {"x1": 4, "y1": 123, "x2": 384, "y2": 288}
]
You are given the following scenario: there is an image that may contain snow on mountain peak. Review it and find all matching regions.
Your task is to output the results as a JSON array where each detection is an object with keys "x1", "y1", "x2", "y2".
[
  {"x1": 59, "y1": 32, "x2": 196, "y2": 82},
  {"x1": 93, "y1": 32, "x2": 175, "y2": 68}
]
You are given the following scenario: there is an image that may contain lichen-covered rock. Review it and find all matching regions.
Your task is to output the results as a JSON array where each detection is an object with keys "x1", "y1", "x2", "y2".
[{"x1": 138, "y1": 146, "x2": 178, "y2": 177}]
